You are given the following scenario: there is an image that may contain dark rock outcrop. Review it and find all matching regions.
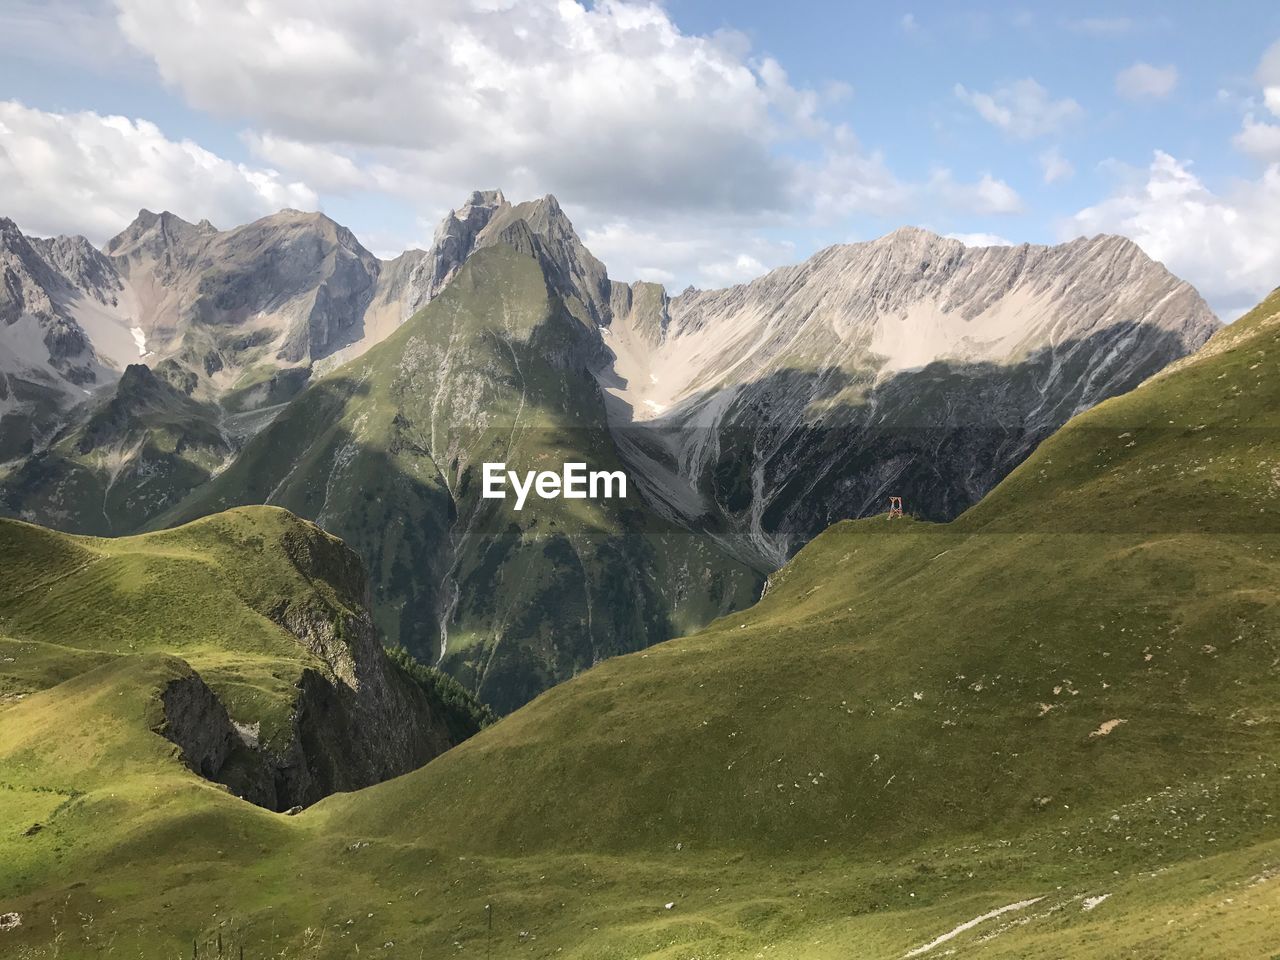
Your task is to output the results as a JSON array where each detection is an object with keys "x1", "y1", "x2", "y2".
[{"x1": 155, "y1": 523, "x2": 477, "y2": 811}]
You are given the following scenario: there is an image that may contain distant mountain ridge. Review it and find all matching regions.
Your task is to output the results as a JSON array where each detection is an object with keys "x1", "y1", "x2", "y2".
[{"x1": 604, "y1": 226, "x2": 1217, "y2": 563}]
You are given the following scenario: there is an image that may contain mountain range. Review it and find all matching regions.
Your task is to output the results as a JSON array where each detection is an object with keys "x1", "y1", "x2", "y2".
[
  {"x1": 1, "y1": 263, "x2": 1276, "y2": 958},
  {"x1": 0, "y1": 192, "x2": 1219, "y2": 709}
]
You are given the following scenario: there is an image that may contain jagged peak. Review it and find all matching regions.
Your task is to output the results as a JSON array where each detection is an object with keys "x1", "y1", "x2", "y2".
[
  {"x1": 118, "y1": 361, "x2": 157, "y2": 386},
  {"x1": 248, "y1": 208, "x2": 333, "y2": 228},
  {"x1": 106, "y1": 208, "x2": 212, "y2": 255},
  {"x1": 142, "y1": 209, "x2": 204, "y2": 231},
  {"x1": 0, "y1": 218, "x2": 71, "y2": 290},
  {"x1": 870, "y1": 225, "x2": 960, "y2": 249},
  {"x1": 441, "y1": 190, "x2": 509, "y2": 227},
  {"x1": 0, "y1": 216, "x2": 33, "y2": 252},
  {"x1": 463, "y1": 188, "x2": 506, "y2": 209},
  {"x1": 1073, "y1": 233, "x2": 1146, "y2": 256}
]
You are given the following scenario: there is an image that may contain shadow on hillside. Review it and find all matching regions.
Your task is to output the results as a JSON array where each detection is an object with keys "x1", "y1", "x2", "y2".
[{"x1": 605, "y1": 321, "x2": 1228, "y2": 552}]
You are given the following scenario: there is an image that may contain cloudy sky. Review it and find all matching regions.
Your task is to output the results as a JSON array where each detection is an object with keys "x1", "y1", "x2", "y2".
[{"x1": 2, "y1": 1, "x2": 1279, "y2": 318}]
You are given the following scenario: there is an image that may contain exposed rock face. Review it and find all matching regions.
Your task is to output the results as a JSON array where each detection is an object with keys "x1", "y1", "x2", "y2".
[
  {"x1": 396, "y1": 189, "x2": 615, "y2": 329},
  {"x1": 107, "y1": 208, "x2": 383, "y2": 377},
  {"x1": 0, "y1": 218, "x2": 114, "y2": 461},
  {"x1": 403, "y1": 189, "x2": 508, "y2": 315},
  {"x1": 28, "y1": 234, "x2": 125, "y2": 308},
  {"x1": 158, "y1": 673, "x2": 238, "y2": 779},
  {"x1": 0, "y1": 362, "x2": 234, "y2": 534},
  {"x1": 0, "y1": 191, "x2": 633, "y2": 476},
  {"x1": 156, "y1": 521, "x2": 465, "y2": 810},
  {"x1": 600, "y1": 228, "x2": 1219, "y2": 564}
]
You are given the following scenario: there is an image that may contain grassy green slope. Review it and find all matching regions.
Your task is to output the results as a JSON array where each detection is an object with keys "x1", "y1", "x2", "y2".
[
  {"x1": 3, "y1": 293, "x2": 1279, "y2": 958},
  {"x1": 0, "y1": 506, "x2": 493, "y2": 957},
  {"x1": 158, "y1": 240, "x2": 761, "y2": 712},
  {"x1": 0, "y1": 508, "x2": 356, "y2": 954},
  {"x1": 2, "y1": 506, "x2": 374, "y2": 748}
]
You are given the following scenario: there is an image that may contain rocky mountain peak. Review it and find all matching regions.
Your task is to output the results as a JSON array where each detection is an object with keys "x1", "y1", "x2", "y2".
[
  {"x1": 460, "y1": 189, "x2": 506, "y2": 216},
  {"x1": 400, "y1": 191, "x2": 512, "y2": 315},
  {"x1": 856, "y1": 225, "x2": 967, "y2": 272},
  {"x1": 0, "y1": 220, "x2": 72, "y2": 323},
  {"x1": 484, "y1": 193, "x2": 613, "y2": 325},
  {"x1": 237, "y1": 209, "x2": 375, "y2": 261},
  {"x1": 106, "y1": 209, "x2": 216, "y2": 258},
  {"x1": 28, "y1": 234, "x2": 123, "y2": 306},
  {"x1": 874, "y1": 224, "x2": 956, "y2": 245}
]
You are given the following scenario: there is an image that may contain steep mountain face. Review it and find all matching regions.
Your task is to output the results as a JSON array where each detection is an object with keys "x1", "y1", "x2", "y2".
[
  {"x1": 0, "y1": 363, "x2": 233, "y2": 534},
  {"x1": 160, "y1": 235, "x2": 761, "y2": 713},
  {"x1": 395, "y1": 284, "x2": 1278, "y2": 852},
  {"x1": 392, "y1": 189, "x2": 614, "y2": 330},
  {"x1": 602, "y1": 227, "x2": 1218, "y2": 564},
  {"x1": 105, "y1": 208, "x2": 384, "y2": 385},
  {"x1": 404, "y1": 189, "x2": 508, "y2": 310},
  {"x1": 0, "y1": 207, "x2": 447, "y2": 530},
  {"x1": 0, "y1": 219, "x2": 118, "y2": 462}
]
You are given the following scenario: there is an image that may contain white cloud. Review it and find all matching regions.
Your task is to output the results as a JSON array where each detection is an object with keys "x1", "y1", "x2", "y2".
[
  {"x1": 799, "y1": 126, "x2": 911, "y2": 219},
  {"x1": 1234, "y1": 114, "x2": 1280, "y2": 161},
  {"x1": 900, "y1": 13, "x2": 917, "y2": 33},
  {"x1": 946, "y1": 232, "x2": 1013, "y2": 247},
  {"x1": 242, "y1": 133, "x2": 371, "y2": 194},
  {"x1": 1235, "y1": 41, "x2": 1280, "y2": 158},
  {"x1": 969, "y1": 174, "x2": 1023, "y2": 214},
  {"x1": 582, "y1": 219, "x2": 793, "y2": 290},
  {"x1": 113, "y1": 0, "x2": 823, "y2": 219},
  {"x1": 954, "y1": 78, "x2": 1083, "y2": 139},
  {"x1": 701, "y1": 253, "x2": 770, "y2": 286},
  {"x1": 104, "y1": 0, "x2": 1041, "y2": 286},
  {"x1": 1115, "y1": 62, "x2": 1178, "y2": 100},
  {"x1": 0, "y1": 100, "x2": 317, "y2": 242},
  {"x1": 1040, "y1": 147, "x2": 1075, "y2": 184},
  {"x1": 1066, "y1": 150, "x2": 1280, "y2": 318},
  {"x1": 634, "y1": 266, "x2": 676, "y2": 284},
  {"x1": 930, "y1": 170, "x2": 1023, "y2": 215},
  {"x1": 1258, "y1": 38, "x2": 1280, "y2": 117}
]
